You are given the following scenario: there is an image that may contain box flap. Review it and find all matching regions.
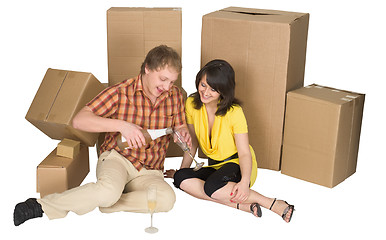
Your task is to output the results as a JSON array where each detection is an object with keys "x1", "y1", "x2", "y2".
[
  {"x1": 209, "y1": 6, "x2": 308, "y2": 24},
  {"x1": 288, "y1": 84, "x2": 364, "y2": 105},
  {"x1": 47, "y1": 71, "x2": 93, "y2": 124},
  {"x1": 38, "y1": 149, "x2": 73, "y2": 168},
  {"x1": 26, "y1": 68, "x2": 68, "y2": 122}
]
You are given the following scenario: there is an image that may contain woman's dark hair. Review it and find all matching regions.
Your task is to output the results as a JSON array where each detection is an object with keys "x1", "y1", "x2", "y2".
[{"x1": 191, "y1": 59, "x2": 241, "y2": 116}]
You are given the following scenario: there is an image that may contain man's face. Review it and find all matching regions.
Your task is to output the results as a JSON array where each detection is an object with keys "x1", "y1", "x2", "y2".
[{"x1": 142, "y1": 65, "x2": 179, "y2": 102}]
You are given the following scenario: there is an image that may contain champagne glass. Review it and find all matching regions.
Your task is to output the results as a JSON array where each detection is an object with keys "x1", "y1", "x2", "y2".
[
  {"x1": 145, "y1": 185, "x2": 158, "y2": 233},
  {"x1": 173, "y1": 129, "x2": 204, "y2": 171}
]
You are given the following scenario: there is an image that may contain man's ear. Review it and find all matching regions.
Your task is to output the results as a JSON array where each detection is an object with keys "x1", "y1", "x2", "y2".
[{"x1": 144, "y1": 65, "x2": 150, "y2": 74}]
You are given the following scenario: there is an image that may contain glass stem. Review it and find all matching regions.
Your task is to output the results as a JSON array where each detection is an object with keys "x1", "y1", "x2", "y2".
[{"x1": 150, "y1": 213, "x2": 154, "y2": 227}]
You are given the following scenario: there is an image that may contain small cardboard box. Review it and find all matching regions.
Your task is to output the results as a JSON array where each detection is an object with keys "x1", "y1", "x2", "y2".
[
  {"x1": 37, "y1": 144, "x2": 89, "y2": 197},
  {"x1": 107, "y1": 7, "x2": 182, "y2": 87},
  {"x1": 57, "y1": 138, "x2": 80, "y2": 159},
  {"x1": 25, "y1": 68, "x2": 105, "y2": 146},
  {"x1": 281, "y1": 84, "x2": 365, "y2": 188},
  {"x1": 201, "y1": 7, "x2": 309, "y2": 170}
]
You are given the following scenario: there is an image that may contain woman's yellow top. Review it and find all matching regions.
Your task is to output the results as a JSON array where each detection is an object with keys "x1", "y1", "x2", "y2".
[{"x1": 185, "y1": 97, "x2": 258, "y2": 186}]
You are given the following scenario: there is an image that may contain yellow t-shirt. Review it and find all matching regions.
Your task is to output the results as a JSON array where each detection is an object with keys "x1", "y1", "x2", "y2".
[{"x1": 185, "y1": 97, "x2": 258, "y2": 186}]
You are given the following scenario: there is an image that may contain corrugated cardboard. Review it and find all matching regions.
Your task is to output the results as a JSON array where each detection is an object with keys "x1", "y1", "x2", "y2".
[
  {"x1": 25, "y1": 68, "x2": 105, "y2": 146},
  {"x1": 37, "y1": 144, "x2": 89, "y2": 197},
  {"x1": 107, "y1": 7, "x2": 182, "y2": 86},
  {"x1": 201, "y1": 7, "x2": 309, "y2": 170},
  {"x1": 57, "y1": 138, "x2": 80, "y2": 159},
  {"x1": 281, "y1": 84, "x2": 365, "y2": 188}
]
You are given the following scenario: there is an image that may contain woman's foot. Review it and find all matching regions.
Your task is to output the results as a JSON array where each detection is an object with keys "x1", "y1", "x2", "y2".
[
  {"x1": 269, "y1": 198, "x2": 294, "y2": 223},
  {"x1": 236, "y1": 202, "x2": 262, "y2": 217}
]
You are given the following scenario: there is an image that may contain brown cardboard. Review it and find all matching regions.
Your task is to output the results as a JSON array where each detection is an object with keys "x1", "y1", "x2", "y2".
[
  {"x1": 281, "y1": 84, "x2": 365, "y2": 188},
  {"x1": 107, "y1": 7, "x2": 182, "y2": 87},
  {"x1": 57, "y1": 138, "x2": 80, "y2": 159},
  {"x1": 201, "y1": 7, "x2": 309, "y2": 170},
  {"x1": 25, "y1": 68, "x2": 106, "y2": 146},
  {"x1": 37, "y1": 144, "x2": 89, "y2": 197}
]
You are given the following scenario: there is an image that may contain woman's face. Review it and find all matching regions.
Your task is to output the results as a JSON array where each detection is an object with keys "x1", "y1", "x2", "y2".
[{"x1": 198, "y1": 75, "x2": 221, "y2": 105}]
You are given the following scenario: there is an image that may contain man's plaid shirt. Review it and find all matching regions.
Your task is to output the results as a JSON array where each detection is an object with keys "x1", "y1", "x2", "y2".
[{"x1": 86, "y1": 75, "x2": 186, "y2": 171}]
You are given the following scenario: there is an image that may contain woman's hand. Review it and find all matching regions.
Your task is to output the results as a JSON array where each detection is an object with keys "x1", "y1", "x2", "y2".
[
  {"x1": 164, "y1": 169, "x2": 176, "y2": 178},
  {"x1": 230, "y1": 181, "x2": 250, "y2": 203},
  {"x1": 120, "y1": 123, "x2": 146, "y2": 149}
]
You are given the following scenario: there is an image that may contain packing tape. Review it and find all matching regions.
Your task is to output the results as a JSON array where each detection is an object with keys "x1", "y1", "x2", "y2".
[{"x1": 340, "y1": 97, "x2": 352, "y2": 102}]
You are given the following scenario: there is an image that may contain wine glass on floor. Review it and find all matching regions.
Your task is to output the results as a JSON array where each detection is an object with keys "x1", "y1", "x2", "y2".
[{"x1": 145, "y1": 185, "x2": 158, "y2": 234}]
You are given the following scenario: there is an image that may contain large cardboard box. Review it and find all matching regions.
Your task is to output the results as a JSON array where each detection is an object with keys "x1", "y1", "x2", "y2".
[
  {"x1": 37, "y1": 143, "x2": 89, "y2": 197},
  {"x1": 201, "y1": 7, "x2": 309, "y2": 170},
  {"x1": 107, "y1": 7, "x2": 182, "y2": 87},
  {"x1": 281, "y1": 84, "x2": 365, "y2": 188},
  {"x1": 26, "y1": 68, "x2": 105, "y2": 146}
]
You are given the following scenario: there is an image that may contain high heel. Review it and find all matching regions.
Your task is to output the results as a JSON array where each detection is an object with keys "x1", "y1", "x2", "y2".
[
  {"x1": 250, "y1": 203, "x2": 262, "y2": 217},
  {"x1": 269, "y1": 198, "x2": 295, "y2": 222}
]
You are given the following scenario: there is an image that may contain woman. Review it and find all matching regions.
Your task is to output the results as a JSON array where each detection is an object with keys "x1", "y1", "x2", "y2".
[{"x1": 165, "y1": 59, "x2": 294, "y2": 222}]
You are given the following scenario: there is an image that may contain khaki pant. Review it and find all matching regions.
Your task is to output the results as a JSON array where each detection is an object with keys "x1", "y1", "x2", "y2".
[{"x1": 38, "y1": 150, "x2": 176, "y2": 220}]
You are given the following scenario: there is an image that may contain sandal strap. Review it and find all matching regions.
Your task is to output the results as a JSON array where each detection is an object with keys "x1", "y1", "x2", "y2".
[
  {"x1": 282, "y1": 205, "x2": 294, "y2": 220},
  {"x1": 250, "y1": 203, "x2": 262, "y2": 217},
  {"x1": 269, "y1": 198, "x2": 277, "y2": 210}
]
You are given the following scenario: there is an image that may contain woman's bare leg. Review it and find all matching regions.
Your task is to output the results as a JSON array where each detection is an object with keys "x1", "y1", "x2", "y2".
[{"x1": 182, "y1": 180, "x2": 293, "y2": 222}]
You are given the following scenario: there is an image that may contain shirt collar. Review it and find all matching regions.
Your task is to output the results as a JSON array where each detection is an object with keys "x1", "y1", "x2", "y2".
[{"x1": 135, "y1": 74, "x2": 172, "y2": 105}]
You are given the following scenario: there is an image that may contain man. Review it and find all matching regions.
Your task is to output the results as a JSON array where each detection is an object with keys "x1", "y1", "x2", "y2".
[{"x1": 14, "y1": 45, "x2": 190, "y2": 226}]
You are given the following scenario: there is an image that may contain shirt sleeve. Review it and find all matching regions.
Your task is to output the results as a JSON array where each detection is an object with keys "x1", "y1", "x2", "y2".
[
  {"x1": 185, "y1": 97, "x2": 194, "y2": 125},
  {"x1": 173, "y1": 88, "x2": 187, "y2": 127},
  {"x1": 86, "y1": 86, "x2": 119, "y2": 118},
  {"x1": 229, "y1": 105, "x2": 248, "y2": 134}
]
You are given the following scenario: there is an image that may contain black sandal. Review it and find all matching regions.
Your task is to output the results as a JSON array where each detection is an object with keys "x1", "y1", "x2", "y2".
[
  {"x1": 269, "y1": 198, "x2": 295, "y2": 222},
  {"x1": 250, "y1": 203, "x2": 262, "y2": 217},
  {"x1": 236, "y1": 203, "x2": 262, "y2": 217}
]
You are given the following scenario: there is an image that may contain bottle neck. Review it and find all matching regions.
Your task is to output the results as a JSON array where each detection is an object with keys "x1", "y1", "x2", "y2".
[{"x1": 147, "y1": 127, "x2": 173, "y2": 140}]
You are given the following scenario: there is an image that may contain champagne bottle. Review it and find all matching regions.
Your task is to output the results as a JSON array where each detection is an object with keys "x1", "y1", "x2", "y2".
[{"x1": 117, "y1": 127, "x2": 173, "y2": 150}]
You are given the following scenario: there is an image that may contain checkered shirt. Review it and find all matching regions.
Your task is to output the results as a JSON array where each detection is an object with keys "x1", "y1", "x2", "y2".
[{"x1": 86, "y1": 75, "x2": 186, "y2": 171}]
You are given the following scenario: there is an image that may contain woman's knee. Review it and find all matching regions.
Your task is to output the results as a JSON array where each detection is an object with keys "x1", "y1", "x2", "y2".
[
  {"x1": 173, "y1": 168, "x2": 194, "y2": 189},
  {"x1": 203, "y1": 178, "x2": 227, "y2": 198}
]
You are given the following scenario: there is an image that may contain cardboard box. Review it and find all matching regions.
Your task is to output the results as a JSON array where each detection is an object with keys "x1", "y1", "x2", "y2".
[
  {"x1": 281, "y1": 84, "x2": 365, "y2": 188},
  {"x1": 201, "y1": 7, "x2": 309, "y2": 170},
  {"x1": 107, "y1": 7, "x2": 182, "y2": 86},
  {"x1": 57, "y1": 138, "x2": 80, "y2": 159},
  {"x1": 25, "y1": 68, "x2": 106, "y2": 146},
  {"x1": 37, "y1": 144, "x2": 89, "y2": 197}
]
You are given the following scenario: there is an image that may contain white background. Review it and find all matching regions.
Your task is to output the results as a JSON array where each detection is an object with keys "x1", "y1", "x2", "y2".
[{"x1": 1, "y1": 0, "x2": 385, "y2": 239}]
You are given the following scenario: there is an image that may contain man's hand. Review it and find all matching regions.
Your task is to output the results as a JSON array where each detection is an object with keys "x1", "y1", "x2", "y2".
[{"x1": 120, "y1": 123, "x2": 146, "y2": 149}]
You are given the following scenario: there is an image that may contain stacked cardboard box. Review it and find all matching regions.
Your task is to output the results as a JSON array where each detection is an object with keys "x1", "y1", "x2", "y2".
[
  {"x1": 107, "y1": 7, "x2": 182, "y2": 87},
  {"x1": 26, "y1": 68, "x2": 105, "y2": 196},
  {"x1": 26, "y1": 68, "x2": 105, "y2": 146},
  {"x1": 106, "y1": 7, "x2": 186, "y2": 157},
  {"x1": 201, "y1": 7, "x2": 309, "y2": 170},
  {"x1": 281, "y1": 84, "x2": 365, "y2": 187},
  {"x1": 37, "y1": 139, "x2": 89, "y2": 197}
]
